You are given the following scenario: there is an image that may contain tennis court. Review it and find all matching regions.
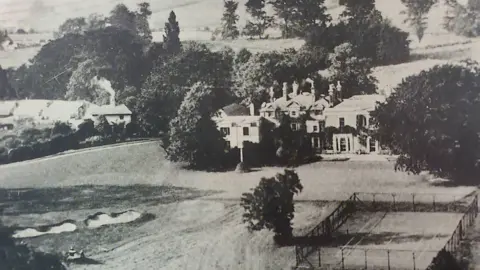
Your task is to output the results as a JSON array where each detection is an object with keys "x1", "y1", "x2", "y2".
[{"x1": 306, "y1": 211, "x2": 463, "y2": 269}]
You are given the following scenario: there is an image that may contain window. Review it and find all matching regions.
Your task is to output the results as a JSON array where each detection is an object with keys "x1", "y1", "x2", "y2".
[
  {"x1": 119, "y1": 115, "x2": 124, "y2": 120},
  {"x1": 339, "y1": 117, "x2": 345, "y2": 128},
  {"x1": 243, "y1": 127, "x2": 249, "y2": 136},
  {"x1": 250, "y1": 122, "x2": 257, "y2": 127},
  {"x1": 225, "y1": 141, "x2": 231, "y2": 149},
  {"x1": 267, "y1": 112, "x2": 272, "y2": 117},
  {"x1": 340, "y1": 138, "x2": 347, "y2": 152},
  {"x1": 220, "y1": 127, "x2": 230, "y2": 136},
  {"x1": 313, "y1": 125, "x2": 318, "y2": 132},
  {"x1": 291, "y1": 111, "x2": 297, "y2": 116},
  {"x1": 313, "y1": 137, "x2": 320, "y2": 148},
  {"x1": 369, "y1": 138, "x2": 376, "y2": 152},
  {"x1": 291, "y1": 123, "x2": 297, "y2": 131}
]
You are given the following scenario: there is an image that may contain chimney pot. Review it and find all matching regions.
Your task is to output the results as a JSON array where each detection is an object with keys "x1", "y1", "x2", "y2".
[
  {"x1": 283, "y1": 82, "x2": 289, "y2": 100},
  {"x1": 249, "y1": 103, "x2": 255, "y2": 116},
  {"x1": 292, "y1": 81, "x2": 299, "y2": 96}
]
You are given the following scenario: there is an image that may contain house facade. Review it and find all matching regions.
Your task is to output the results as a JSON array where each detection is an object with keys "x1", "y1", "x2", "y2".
[
  {"x1": 259, "y1": 78, "x2": 334, "y2": 152},
  {"x1": 213, "y1": 103, "x2": 272, "y2": 149},
  {"x1": 87, "y1": 104, "x2": 132, "y2": 125},
  {"x1": 323, "y1": 94, "x2": 386, "y2": 154}
]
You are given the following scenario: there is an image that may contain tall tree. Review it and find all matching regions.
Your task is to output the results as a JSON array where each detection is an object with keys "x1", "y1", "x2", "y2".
[
  {"x1": 340, "y1": 0, "x2": 377, "y2": 24},
  {"x1": 163, "y1": 11, "x2": 181, "y2": 54},
  {"x1": 135, "y1": 2, "x2": 153, "y2": 45},
  {"x1": 373, "y1": 63, "x2": 480, "y2": 183},
  {"x1": 55, "y1": 17, "x2": 87, "y2": 38},
  {"x1": 268, "y1": 0, "x2": 297, "y2": 38},
  {"x1": 243, "y1": 0, "x2": 274, "y2": 39},
  {"x1": 0, "y1": 65, "x2": 16, "y2": 100},
  {"x1": 165, "y1": 82, "x2": 226, "y2": 170},
  {"x1": 290, "y1": 0, "x2": 331, "y2": 37},
  {"x1": 109, "y1": 4, "x2": 137, "y2": 34},
  {"x1": 328, "y1": 43, "x2": 377, "y2": 99},
  {"x1": 221, "y1": 0, "x2": 240, "y2": 39},
  {"x1": 401, "y1": 0, "x2": 437, "y2": 42}
]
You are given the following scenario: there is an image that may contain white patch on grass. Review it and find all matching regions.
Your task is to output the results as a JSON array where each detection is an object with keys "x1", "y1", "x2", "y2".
[
  {"x1": 86, "y1": 210, "x2": 141, "y2": 228},
  {"x1": 12, "y1": 222, "x2": 77, "y2": 238}
]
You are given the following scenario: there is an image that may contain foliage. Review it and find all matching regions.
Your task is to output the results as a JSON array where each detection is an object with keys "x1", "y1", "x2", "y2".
[
  {"x1": 135, "y1": 2, "x2": 153, "y2": 46},
  {"x1": 234, "y1": 48, "x2": 327, "y2": 107},
  {"x1": 373, "y1": 63, "x2": 480, "y2": 182},
  {"x1": 400, "y1": 0, "x2": 438, "y2": 41},
  {"x1": 76, "y1": 119, "x2": 97, "y2": 140},
  {"x1": 165, "y1": 83, "x2": 226, "y2": 170},
  {"x1": 163, "y1": 11, "x2": 181, "y2": 54},
  {"x1": 109, "y1": 4, "x2": 137, "y2": 34},
  {"x1": 95, "y1": 115, "x2": 112, "y2": 137},
  {"x1": 327, "y1": 43, "x2": 377, "y2": 99},
  {"x1": 0, "y1": 65, "x2": 16, "y2": 99},
  {"x1": 306, "y1": 3, "x2": 410, "y2": 66},
  {"x1": 55, "y1": 17, "x2": 88, "y2": 38},
  {"x1": 289, "y1": 0, "x2": 331, "y2": 38},
  {"x1": 221, "y1": 0, "x2": 240, "y2": 39},
  {"x1": 240, "y1": 169, "x2": 303, "y2": 244},
  {"x1": 51, "y1": 121, "x2": 73, "y2": 136},
  {"x1": 135, "y1": 42, "x2": 235, "y2": 136},
  {"x1": 268, "y1": 0, "x2": 297, "y2": 38},
  {"x1": 443, "y1": 0, "x2": 480, "y2": 37},
  {"x1": 243, "y1": 0, "x2": 274, "y2": 39},
  {"x1": 65, "y1": 57, "x2": 112, "y2": 104}
]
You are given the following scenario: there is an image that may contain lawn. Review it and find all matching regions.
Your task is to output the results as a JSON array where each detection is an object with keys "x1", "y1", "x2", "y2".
[{"x1": 0, "y1": 141, "x2": 476, "y2": 269}]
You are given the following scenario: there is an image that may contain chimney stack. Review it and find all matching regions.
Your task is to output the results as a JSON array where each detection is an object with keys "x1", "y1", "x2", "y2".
[
  {"x1": 292, "y1": 81, "x2": 299, "y2": 96},
  {"x1": 249, "y1": 103, "x2": 255, "y2": 116},
  {"x1": 110, "y1": 93, "x2": 115, "y2": 107},
  {"x1": 282, "y1": 82, "x2": 289, "y2": 100},
  {"x1": 269, "y1": 86, "x2": 275, "y2": 102},
  {"x1": 336, "y1": 81, "x2": 343, "y2": 102},
  {"x1": 305, "y1": 78, "x2": 315, "y2": 102},
  {"x1": 328, "y1": 83, "x2": 336, "y2": 107}
]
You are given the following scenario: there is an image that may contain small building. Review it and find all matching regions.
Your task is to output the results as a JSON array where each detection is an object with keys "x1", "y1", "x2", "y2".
[
  {"x1": 87, "y1": 104, "x2": 132, "y2": 125},
  {"x1": 323, "y1": 94, "x2": 386, "y2": 154}
]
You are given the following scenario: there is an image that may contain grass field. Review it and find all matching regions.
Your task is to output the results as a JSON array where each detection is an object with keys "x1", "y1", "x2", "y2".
[{"x1": 0, "y1": 141, "x2": 476, "y2": 269}]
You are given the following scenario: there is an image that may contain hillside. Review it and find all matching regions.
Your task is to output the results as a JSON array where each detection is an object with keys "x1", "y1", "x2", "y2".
[{"x1": 1, "y1": 0, "x2": 480, "y2": 96}]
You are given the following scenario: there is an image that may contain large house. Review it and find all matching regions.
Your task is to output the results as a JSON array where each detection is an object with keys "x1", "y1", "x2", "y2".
[
  {"x1": 323, "y1": 94, "x2": 386, "y2": 154},
  {"x1": 259, "y1": 79, "x2": 344, "y2": 152}
]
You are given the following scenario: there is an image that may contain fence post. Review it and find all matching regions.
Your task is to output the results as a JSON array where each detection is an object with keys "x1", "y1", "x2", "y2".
[
  {"x1": 318, "y1": 246, "x2": 321, "y2": 267},
  {"x1": 392, "y1": 194, "x2": 396, "y2": 211},
  {"x1": 387, "y1": 250, "x2": 391, "y2": 270},
  {"x1": 413, "y1": 252, "x2": 416, "y2": 270},
  {"x1": 433, "y1": 195, "x2": 436, "y2": 212},
  {"x1": 412, "y1": 194, "x2": 416, "y2": 212},
  {"x1": 364, "y1": 249, "x2": 368, "y2": 269},
  {"x1": 341, "y1": 248, "x2": 345, "y2": 270}
]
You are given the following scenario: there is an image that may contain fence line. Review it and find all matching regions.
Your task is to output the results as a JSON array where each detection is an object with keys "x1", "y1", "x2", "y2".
[
  {"x1": 426, "y1": 194, "x2": 478, "y2": 269},
  {"x1": 295, "y1": 193, "x2": 356, "y2": 267},
  {"x1": 353, "y1": 192, "x2": 472, "y2": 213},
  {"x1": 293, "y1": 193, "x2": 479, "y2": 269}
]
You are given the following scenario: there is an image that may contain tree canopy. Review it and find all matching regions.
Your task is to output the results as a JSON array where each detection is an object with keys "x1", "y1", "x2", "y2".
[{"x1": 373, "y1": 63, "x2": 480, "y2": 183}]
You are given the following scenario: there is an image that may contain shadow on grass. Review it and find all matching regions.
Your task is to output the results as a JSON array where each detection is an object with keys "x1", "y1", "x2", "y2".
[
  {"x1": 68, "y1": 257, "x2": 103, "y2": 265},
  {"x1": 0, "y1": 185, "x2": 220, "y2": 215},
  {"x1": 328, "y1": 232, "x2": 451, "y2": 247}
]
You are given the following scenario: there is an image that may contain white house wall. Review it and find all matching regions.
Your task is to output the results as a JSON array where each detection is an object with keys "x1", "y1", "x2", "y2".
[
  {"x1": 216, "y1": 121, "x2": 262, "y2": 148},
  {"x1": 105, "y1": 115, "x2": 132, "y2": 125}
]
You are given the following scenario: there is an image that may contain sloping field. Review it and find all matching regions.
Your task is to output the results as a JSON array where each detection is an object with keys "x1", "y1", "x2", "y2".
[{"x1": 0, "y1": 142, "x2": 476, "y2": 269}]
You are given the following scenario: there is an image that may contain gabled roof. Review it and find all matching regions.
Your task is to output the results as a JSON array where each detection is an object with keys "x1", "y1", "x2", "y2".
[
  {"x1": 90, "y1": 104, "x2": 132, "y2": 116},
  {"x1": 221, "y1": 104, "x2": 250, "y2": 116}
]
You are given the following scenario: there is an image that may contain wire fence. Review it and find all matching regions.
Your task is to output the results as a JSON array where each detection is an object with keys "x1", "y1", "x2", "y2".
[
  {"x1": 293, "y1": 193, "x2": 479, "y2": 270},
  {"x1": 354, "y1": 192, "x2": 473, "y2": 213}
]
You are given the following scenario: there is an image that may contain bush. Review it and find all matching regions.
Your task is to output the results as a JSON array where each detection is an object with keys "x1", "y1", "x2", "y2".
[
  {"x1": 76, "y1": 119, "x2": 97, "y2": 140},
  {"x1": 8, "y1": 146, "x2": 33, "y2": 163}
]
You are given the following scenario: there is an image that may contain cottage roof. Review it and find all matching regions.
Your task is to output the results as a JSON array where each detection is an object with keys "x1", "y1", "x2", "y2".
[
  {"x1": 221, "y1": 104, "x2": 250, "y2": 116},
  {"x1": 261, "y1": 92, "x2": 322, "y2": 112},
  {"x1": 90, "y1": 104, "x2": 132, "y2": 116},
  {"x1": 41, "y1": 100, "x2": 87, "y2": 120},
  {"x1": 324, "y1": 95, "x2": 386, "y2": 113},
  {"x1": 13, "y1": 100, "x2": 51, "y2": 117}
]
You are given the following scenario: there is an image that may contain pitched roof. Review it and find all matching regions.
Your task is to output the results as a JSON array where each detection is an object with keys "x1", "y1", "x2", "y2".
[
  {"x1": 221, "y1": 104, "x2": 250, "y2": 116},
  {"x1": 90, "y1": 104, "x2": 132, "y2": 116}
]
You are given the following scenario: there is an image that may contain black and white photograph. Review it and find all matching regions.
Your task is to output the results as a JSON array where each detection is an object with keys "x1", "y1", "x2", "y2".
[{"x1": 0, "y1": 0, "x2": 479, "y2": 269}]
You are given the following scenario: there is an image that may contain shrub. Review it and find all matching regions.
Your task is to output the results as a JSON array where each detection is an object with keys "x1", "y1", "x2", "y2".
[
  {"x1": 241, "y1": 169, "x2": 303, "y2": 245},
  {"x1": 76, "y1": 119, "x2": 96, "y2": 140},
  {"x1": 8, "y1": 146, "x2": 33, "y2": 163},
  {"x1": 51, "y1": 121, "x2": 73, "y2": 137}
]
